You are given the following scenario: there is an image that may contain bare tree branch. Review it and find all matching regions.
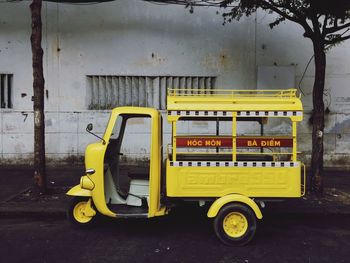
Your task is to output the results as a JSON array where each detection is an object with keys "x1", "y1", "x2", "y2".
[
  {"x1": 324, "y1": 21, "x2": 350, "y2": 34},
  {"x1": 321, "y1": 14, "x2": 329, "y2": 36},
  {"x1": 325, "y1": 34, "x2": 350, "y2": 45}
]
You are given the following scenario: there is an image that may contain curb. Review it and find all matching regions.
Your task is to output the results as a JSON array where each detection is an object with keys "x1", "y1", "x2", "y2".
[
  {"x1": 1, "y1": 202, "x2": 350, "y2": 219},
  {"x1": 263, "y1": 201, "x2": 350, "y2": 216},
  {"x1": 3, "y1": 187, "x2": 31, "y2": 203},
  {"x1": 263, "y1": 208, "x2": 350, "y2": 216}
]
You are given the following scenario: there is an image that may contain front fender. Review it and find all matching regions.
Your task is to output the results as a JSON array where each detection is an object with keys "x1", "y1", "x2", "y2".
[
  {"x1": 66, "y1": 185, "x2": 92, "y2": 197},
  {"x1": 207, "y1": 194, "x2": 263, "y2": 219}
]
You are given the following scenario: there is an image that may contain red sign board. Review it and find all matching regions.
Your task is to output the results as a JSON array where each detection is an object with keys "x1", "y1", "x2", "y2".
[
  {"x1": 176, "y1": 137, "x2": 232, "y2": 148},
  {"x1": 176, "y1": 137, "x2": 293, "y2": 148},
  {"x1": 236, "y1": 137, "x2": 293, "y2": 148}
]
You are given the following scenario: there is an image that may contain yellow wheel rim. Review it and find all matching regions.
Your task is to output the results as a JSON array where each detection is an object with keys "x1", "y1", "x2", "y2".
[
  {"x1": 223, "y1": 212, "x2": 248, "y2": 238},
  {"x1": 73, "y1": 201, "x2": 93, "y2": 224}
]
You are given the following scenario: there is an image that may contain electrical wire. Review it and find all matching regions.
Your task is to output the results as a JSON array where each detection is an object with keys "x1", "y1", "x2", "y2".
[
  {"x1": 146, "y1": 0, "x2": 236, "y2": 8},
  {"x1": 297, "y1": 54, "x2": 313, "y2": 97}
]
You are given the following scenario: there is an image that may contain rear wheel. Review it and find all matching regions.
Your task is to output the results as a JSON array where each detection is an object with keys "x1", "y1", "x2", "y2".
[
  {"x1": 214, "y1": 203, "x2": 257, "y2": 246},
  {"x1": 67, "y1": 197, "x2": 97, "y2": 228}
]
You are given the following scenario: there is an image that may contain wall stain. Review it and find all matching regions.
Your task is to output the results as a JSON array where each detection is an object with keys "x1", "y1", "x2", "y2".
[
  {"x1": 333, "y1": 120, "x2": 350, "y2": 134},
  {"x1": 52, "y1": 36, "x2": 61, "y2": 57},
  {"x1": 200, "y1": 50, "x2": 234, "y2": 71},
  {"x1": 134, "y1": 53, "x2": 168, "y2": 67}
]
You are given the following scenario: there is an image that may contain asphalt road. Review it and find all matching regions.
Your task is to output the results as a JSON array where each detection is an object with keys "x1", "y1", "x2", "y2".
[{"x1": 1, "y1": 208, "x2": 349, "y2": 263}]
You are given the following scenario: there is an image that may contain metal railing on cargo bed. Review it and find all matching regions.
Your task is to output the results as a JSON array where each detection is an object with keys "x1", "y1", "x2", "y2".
[{"x1": 167, "y1": 88, "x2": 299, "y2": 98}]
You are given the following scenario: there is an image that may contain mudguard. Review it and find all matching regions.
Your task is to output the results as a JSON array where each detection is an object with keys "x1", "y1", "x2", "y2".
[
  {"x1": 207, "y1": 194, "x2": 263, "y2": 219},
  {"x1": 66, "y1": 185, "x2": 92, "y2": 197}
]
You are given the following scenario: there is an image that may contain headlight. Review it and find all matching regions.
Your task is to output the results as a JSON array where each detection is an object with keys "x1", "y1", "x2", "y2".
[{"x1": 86, "y1": 168, "x2": 95, "y2": 175}]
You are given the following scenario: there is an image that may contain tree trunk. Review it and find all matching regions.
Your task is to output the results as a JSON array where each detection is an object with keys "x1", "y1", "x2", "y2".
[
  {"x1": 30, "y1": 0, "x2": 46, "y2": 194},
  {"x1": 311, "y1": 40, "x2": 326, "y2": 196}
]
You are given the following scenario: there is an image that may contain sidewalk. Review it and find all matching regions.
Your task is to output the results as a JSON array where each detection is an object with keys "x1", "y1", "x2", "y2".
[
  {"x1": 0, "y1": 166, "x2": 349, "y2": 218},
  {"x1": 0, "y1": 166, "x2": 83, "y2": 218}
]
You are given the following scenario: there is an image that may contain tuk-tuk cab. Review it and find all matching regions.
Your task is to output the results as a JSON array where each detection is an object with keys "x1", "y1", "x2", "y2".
[{"x1": 67, "y1": 89, "x2": 305, "y2": 246}]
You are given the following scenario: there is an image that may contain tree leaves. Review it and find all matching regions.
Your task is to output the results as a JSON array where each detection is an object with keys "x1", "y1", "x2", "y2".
[
  {"x1": 269, "y1": 16, "x2": 286, "y2": 29},
  {"x1": 145, "y1": 1, "x2": 350, "y2": 47}
]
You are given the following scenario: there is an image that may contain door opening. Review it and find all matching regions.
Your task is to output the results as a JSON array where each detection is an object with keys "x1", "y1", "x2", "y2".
[{"x1": 104, "y1": 114, "x2": 152, "y2": 215}]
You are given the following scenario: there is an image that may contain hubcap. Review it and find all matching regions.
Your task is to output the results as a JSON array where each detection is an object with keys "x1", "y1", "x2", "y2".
[
  {"x1": 223, "y1": 212, "x2": 248, "y2": 238},
  {"x1": 73, "y1": 201, "x2": 93, "y2": 223}
]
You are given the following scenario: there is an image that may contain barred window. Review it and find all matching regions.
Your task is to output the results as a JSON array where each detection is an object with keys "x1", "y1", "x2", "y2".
[
  {"x1": 87, "y1": 76, "x2": 216, "y2": 110},
  {"x1": 0, "y1": 74, "x2": 13, "y2": 109}
]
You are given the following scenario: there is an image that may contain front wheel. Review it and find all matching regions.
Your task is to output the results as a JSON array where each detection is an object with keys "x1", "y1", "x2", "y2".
[
  {"x1": 214, "y1": 203, "x2": 257, "y2": 246},
  {"x1": 67, "y1": 197, "x2": 97, "y2": 228}
]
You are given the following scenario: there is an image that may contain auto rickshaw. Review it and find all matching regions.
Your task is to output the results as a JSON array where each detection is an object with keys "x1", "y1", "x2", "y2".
[{"x1": 67, "y1": 88, "x2": 305, "y2": 245}]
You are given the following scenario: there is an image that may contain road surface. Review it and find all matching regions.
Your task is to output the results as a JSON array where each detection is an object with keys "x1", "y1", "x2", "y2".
[{"x1": 1, "y1": 207, "x2": 349, "y2": 263}]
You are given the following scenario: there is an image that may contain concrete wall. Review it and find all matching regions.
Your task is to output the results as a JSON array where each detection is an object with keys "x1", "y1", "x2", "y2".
[
  {"x1": 254, "y1": 12, "x2": 350, "y2": 167},
  {"x1": 0, "y1": 1, "x2": 350, "y2": 167}
]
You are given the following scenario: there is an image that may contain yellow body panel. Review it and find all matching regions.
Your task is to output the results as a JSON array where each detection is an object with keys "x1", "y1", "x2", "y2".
[
  {"x1": 207, "y1": 194, "x2": 262, "y2": 219},
  {"x1": 83, "y1": 142, "x2": 116, "y2": 217},
  {"x1": 66, "y1": 185, "x2": 92, "y2": 197},
  {"x1": 166, "y1": 160, "x2": 301, "y2": 198}
]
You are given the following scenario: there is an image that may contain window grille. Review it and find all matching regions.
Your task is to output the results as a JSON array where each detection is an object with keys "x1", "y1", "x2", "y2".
[
  {"x1": 87, "y1": 76, "x2": 216, "y2": 110},
  {"x1": 0, "y1": 74, "x2": 13, "y2": 109}
]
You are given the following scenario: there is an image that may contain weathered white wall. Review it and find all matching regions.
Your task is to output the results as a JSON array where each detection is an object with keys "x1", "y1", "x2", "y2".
[
  {"x1": 0, "y1": 1, "x2": 350, "y2": 167},
  {"x1": 254, "y1": 11, "x2": 350, "y2": 166}
]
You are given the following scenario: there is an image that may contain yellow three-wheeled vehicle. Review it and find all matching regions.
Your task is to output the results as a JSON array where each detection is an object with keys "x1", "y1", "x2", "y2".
[{"x1": 67, "y1": 89, "x2": 305, "y2": 246}]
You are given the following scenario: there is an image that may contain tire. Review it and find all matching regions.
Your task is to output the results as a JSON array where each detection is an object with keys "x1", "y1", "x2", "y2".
[
  {"x1": 214, "y1": 203, "x2": 257, "y2": 246},
  {"x1": 67, "y1": 197, "x2": 97, "y2": 228}
]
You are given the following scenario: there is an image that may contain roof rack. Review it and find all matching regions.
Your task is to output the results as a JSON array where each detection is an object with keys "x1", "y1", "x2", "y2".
[
  {"x1": 167, "y1": 89, "x2": 299, "y2": 98},
  {"x1": 166, "y1": 88, "x2": 303, "y2": 114}
]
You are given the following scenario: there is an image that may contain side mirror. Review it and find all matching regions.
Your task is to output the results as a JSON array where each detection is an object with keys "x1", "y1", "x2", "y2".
[
  {"x1": 86, "y1": 123, "x2": 93, "y2": 132},
  {"x1": 85, "y1": 123, "x2": 105, "y2": 144}
]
